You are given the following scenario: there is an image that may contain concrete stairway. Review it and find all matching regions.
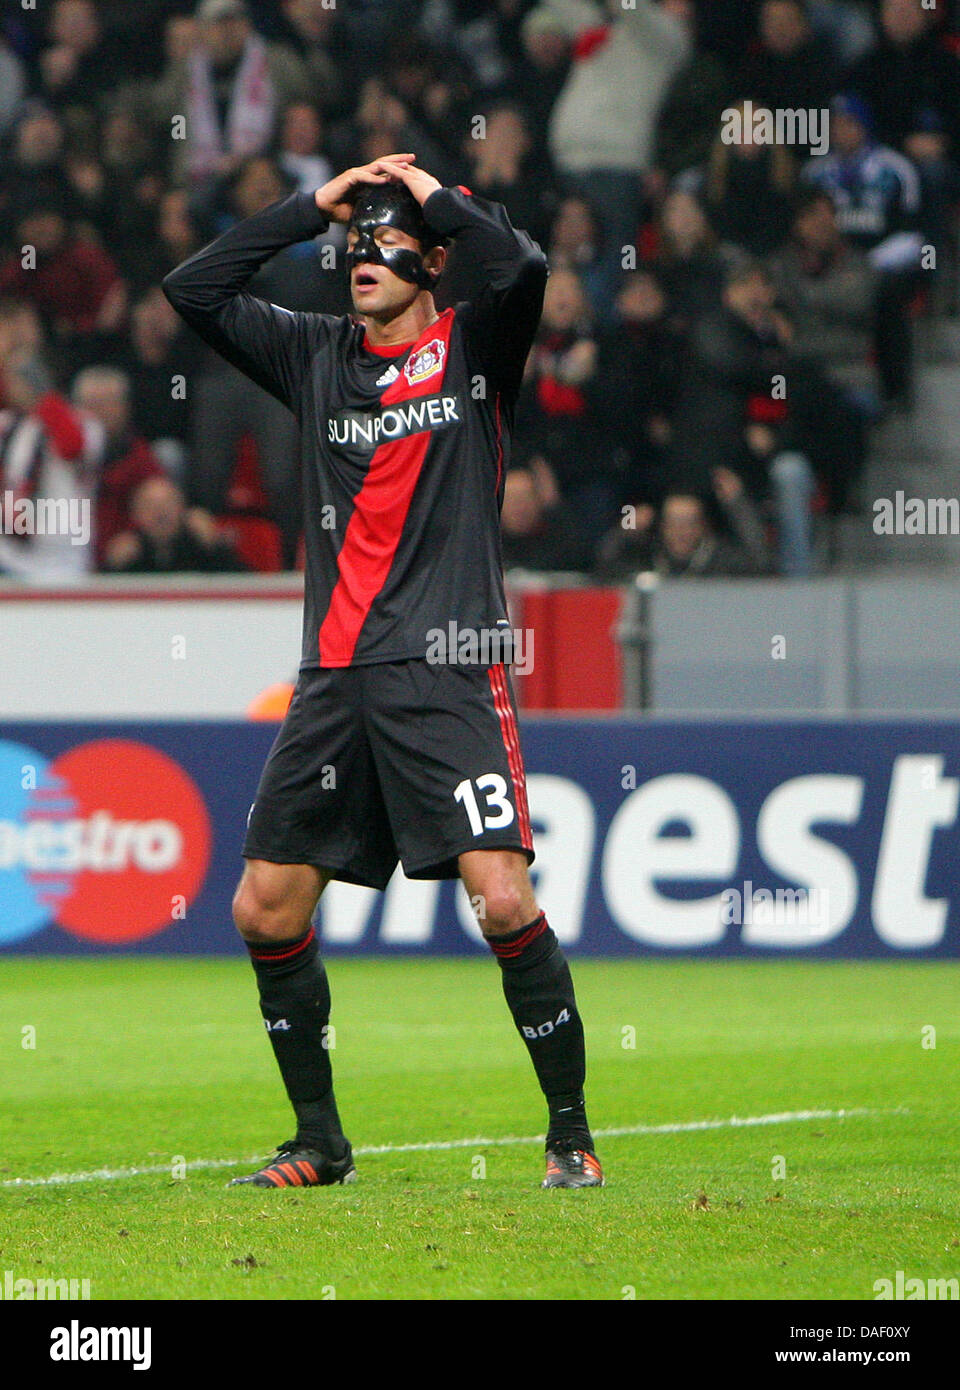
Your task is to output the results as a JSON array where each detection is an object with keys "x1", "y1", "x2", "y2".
[{"x1": 825, "y1": 317, "x2": 960, "y2": 574}]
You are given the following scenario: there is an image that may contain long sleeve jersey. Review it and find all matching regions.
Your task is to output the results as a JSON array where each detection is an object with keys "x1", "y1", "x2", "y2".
[{"x1": 163, "y1": 186, "x2": 547, "y2": 668}]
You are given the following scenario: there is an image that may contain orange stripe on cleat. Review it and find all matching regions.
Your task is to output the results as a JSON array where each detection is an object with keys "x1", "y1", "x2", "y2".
[
  {"x1": 277, "y1": 1163, "x2": 303, "y2": 1186},
  {"x1": 295, "y1": 1160, "x2": 318, "y2": 1184}
]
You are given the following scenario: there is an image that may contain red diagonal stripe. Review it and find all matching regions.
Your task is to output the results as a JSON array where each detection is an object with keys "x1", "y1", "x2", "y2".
[
  {"x1": 319, "y1": 309, "x2": 454, "y2": 667},
  {"x1": 318, "y1": 431, "x2": 431, "y2": 665}
]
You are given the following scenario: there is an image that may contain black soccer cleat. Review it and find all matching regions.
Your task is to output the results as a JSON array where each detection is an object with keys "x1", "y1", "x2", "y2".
[
  {"x1": 229, "y1": 1138, "x2": 357, "y2": 1188},
  {"x1": 542, "y1": 1139, "x2": 604, "y2": 1189}
]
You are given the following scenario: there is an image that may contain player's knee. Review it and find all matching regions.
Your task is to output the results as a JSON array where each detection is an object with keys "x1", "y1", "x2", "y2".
[
  {"x1": 478, "y1": 884, "x2": 530, "y2": 937},
  {"x1": 232, "y1": 876, "x2": 307, "y2": 944}
]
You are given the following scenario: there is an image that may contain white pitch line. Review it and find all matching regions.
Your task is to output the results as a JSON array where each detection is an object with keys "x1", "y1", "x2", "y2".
[{"x1": 1, "y1": 1107, "x2": 879, "y2": 1189}]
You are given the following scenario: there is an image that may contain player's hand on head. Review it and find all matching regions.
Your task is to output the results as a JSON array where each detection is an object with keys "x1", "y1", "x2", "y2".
[
  {"x1": 315, "y1": 156, "x2": 417, "y2": 223},
  {"x1": 375, "y1": 159, "x2": 443, "y2": 207}
]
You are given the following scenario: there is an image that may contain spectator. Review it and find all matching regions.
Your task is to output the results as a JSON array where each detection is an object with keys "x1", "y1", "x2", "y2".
[
  {"x1": 275, "y1": 109, "x2": 349, "y2": 312},
  {"x1": 739, "y1": 0, "x2": 839, "y2": 153},
  {"x1": 500, "y1": 463, "x2": 588, "y2": 572},
  {"x1": 274, "y1": 0, "x2": 344, "y2": 114},
  {"x1": 523, "y1": 0, "x2": 691, "y2": 297},
  {"x1": 546, "y1": 196, "x2": 607, "y2": 320},
  {"x1": 464, "y1": 103, "x2": 556, "y2": 249},
  {"x1": 802, "y1": 93, "x2": 924, "y2": 405},
  {"x1": 419, "y1": 1, "x2": 514, "y2": 95},
  {"x1": 651, "y1": 0, "x2": 732, "y2": 186},
  {"x1": 657, "y1": 479, "x2": 771, "y2": 576},
  {"x1": 902, "y1": 105, "x2": 960, "y2": 306},
  {"x1": 70, "y1": 109, "x2": 164, "y2": 293},
  {"x1": 71, "y1": 365, "x2": 167, "y2": 568},
  {"x1": 0, "y1": 298, "x2": 46, "y2": 361},
  {"x1": 188, "y1": 370, "x2": 303, "y2": 569},
  {"x1": 769, "y1": 188, "x2": 877, "y2": 509},
  {"x1": 515, "y1": 268, "x2": 615, "y2": 542},
  {"x1": 669, "y1": 259, "x2": 816, "y2": 574},
  {"x1": 329, "y1": 76, "x2": 453, "y2": 186},
  {"x1": 513, "y1": 1, "x2": 573, "y2": 157},
  {"x1": 104, "y1": 474, "x2": 246, "y2": 574},
  {"x1": 0, "y1": 105, "x2": 78, "y2": 229},
  {"x1": 769, "y1": 189, "x2": 876, "y2": 380},
  {"x1": 0, "y1": 344, "x2": 102, "y2": 579},
  {"x1": 0, "y1": 197, "x2": 128, "y2": 375},
  {"x1": 121, "y1": 287, "x2": 203, "y2": 451},
  {"x1": 803, "y1": 95, "x2": 924, "y2": 270},
  {"x1": 587, "y1": 270, "x2": 684, "y2": 507},
  {"x1": 596, "y1": 472, "x2": 772, "y2": 580},
  {"x1": 151, "y1": 0, "x2": 310, "y2": 187},
  {"x1": 806, "y1": 0, "x2": 876, "y2": 67},
  {"x1": 223, "y1": 154, "x2": 293, "y2": 226},
  {"x1": 846, "y1": 0, "x2": 960, "y2": 156},
  {"x1": 701, "y1": 99, "x2": 798, "y2": 255},
  {"x1": 153, "y1": 189, "x2": 206, "y2": 283},
  {"x1": 278, "y1": 99, "x2": 333, "y2": 196},
  {"x1": 36, "y1": 0, "x2": 126, "y2": 114},
  {"x1": 654, "y1": 190, "x2": 738, "y2": 326},
  {"x1": 383, "y1": 36, "x2": 466, "y2": 173}
]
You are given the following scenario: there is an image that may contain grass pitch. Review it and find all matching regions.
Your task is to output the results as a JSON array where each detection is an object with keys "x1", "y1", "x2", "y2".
[{"x1": 1, "y1": 958, "x2": 957, "y2": 1301}]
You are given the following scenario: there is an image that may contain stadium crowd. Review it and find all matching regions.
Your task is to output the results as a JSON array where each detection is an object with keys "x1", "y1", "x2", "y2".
[{"x1": 1, "y1": 0, "x2": 959, "y2": 581}]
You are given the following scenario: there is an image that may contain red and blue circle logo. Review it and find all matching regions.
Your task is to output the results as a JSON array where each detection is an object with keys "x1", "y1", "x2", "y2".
[{"x1": 0, "y1": 739, "x2": 211, "y2": 945}]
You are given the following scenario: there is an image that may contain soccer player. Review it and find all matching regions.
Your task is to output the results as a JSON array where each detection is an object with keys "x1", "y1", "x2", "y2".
[{"x1": 163, "y1": 155, "x2": 602, "y2": 1190}]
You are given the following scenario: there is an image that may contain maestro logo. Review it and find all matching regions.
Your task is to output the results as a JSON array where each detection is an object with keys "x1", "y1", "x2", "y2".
[{"x1": 0, "y1": 739, "x2": 211, "y2": 946}]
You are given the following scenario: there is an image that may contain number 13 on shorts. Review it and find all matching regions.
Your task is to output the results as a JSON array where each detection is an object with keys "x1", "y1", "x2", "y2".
[{"x1": 454, "y1": 774, "x2": 516, "y2": 835}]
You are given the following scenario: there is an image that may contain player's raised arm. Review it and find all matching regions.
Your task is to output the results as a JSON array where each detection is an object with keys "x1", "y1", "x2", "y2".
[
  {"x1": 161, "y1": 189, "x2": 330, "y2": 408},
  {"x1": 377, "y1": 159, "x2": 549, "y2": 392},
  {"x1": 162, "y1": 156, "x2": 417, "y2": 407}
]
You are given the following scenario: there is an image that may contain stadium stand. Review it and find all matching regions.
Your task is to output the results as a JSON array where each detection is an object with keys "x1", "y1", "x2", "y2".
[{"x1": 1, "y1": 0, "x2": 959, "y2": 584}]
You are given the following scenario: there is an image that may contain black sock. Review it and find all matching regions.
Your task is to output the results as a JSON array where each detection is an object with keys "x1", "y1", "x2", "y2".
[
  {"x1": 486, "y1": 912, "x2": 593, "y2": 1150},
  {"x1": 247, "y1": 927, "x2": 347, "y2": 1157}
]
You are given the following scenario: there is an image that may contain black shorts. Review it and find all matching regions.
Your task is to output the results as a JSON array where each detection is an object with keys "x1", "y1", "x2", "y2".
[{"x1": 243, "y1": 659, "x2": 535, "y2": 890}]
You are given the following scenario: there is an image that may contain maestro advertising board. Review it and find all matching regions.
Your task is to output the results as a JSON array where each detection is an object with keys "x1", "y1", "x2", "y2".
[{"x1": 0, "y1": 720, "x2": 957, "y2": 957}]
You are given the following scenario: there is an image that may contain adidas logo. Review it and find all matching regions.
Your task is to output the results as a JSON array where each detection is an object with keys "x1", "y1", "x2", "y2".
[{"x1": 376, "y1": 365, "x2": 400, "y2": 387}]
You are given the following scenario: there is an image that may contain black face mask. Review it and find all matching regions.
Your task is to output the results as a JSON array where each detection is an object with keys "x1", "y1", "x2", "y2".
[{"x1": 345, "y1": 185, "x2": 439, "y2": 290}]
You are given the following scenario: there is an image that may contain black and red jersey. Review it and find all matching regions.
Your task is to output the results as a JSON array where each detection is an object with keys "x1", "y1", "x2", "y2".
[{"x1": 163, "y1": 187, "x2": 547, "y2": 668}]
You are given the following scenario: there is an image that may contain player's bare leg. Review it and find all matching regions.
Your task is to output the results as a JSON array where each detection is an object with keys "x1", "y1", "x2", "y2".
[
  {"x1": 229, "y1": 860, "x2": 356, "y2": 1188},
  {"x1": 459, "y1": 849, "x2": 603, "y2": 1188}
]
